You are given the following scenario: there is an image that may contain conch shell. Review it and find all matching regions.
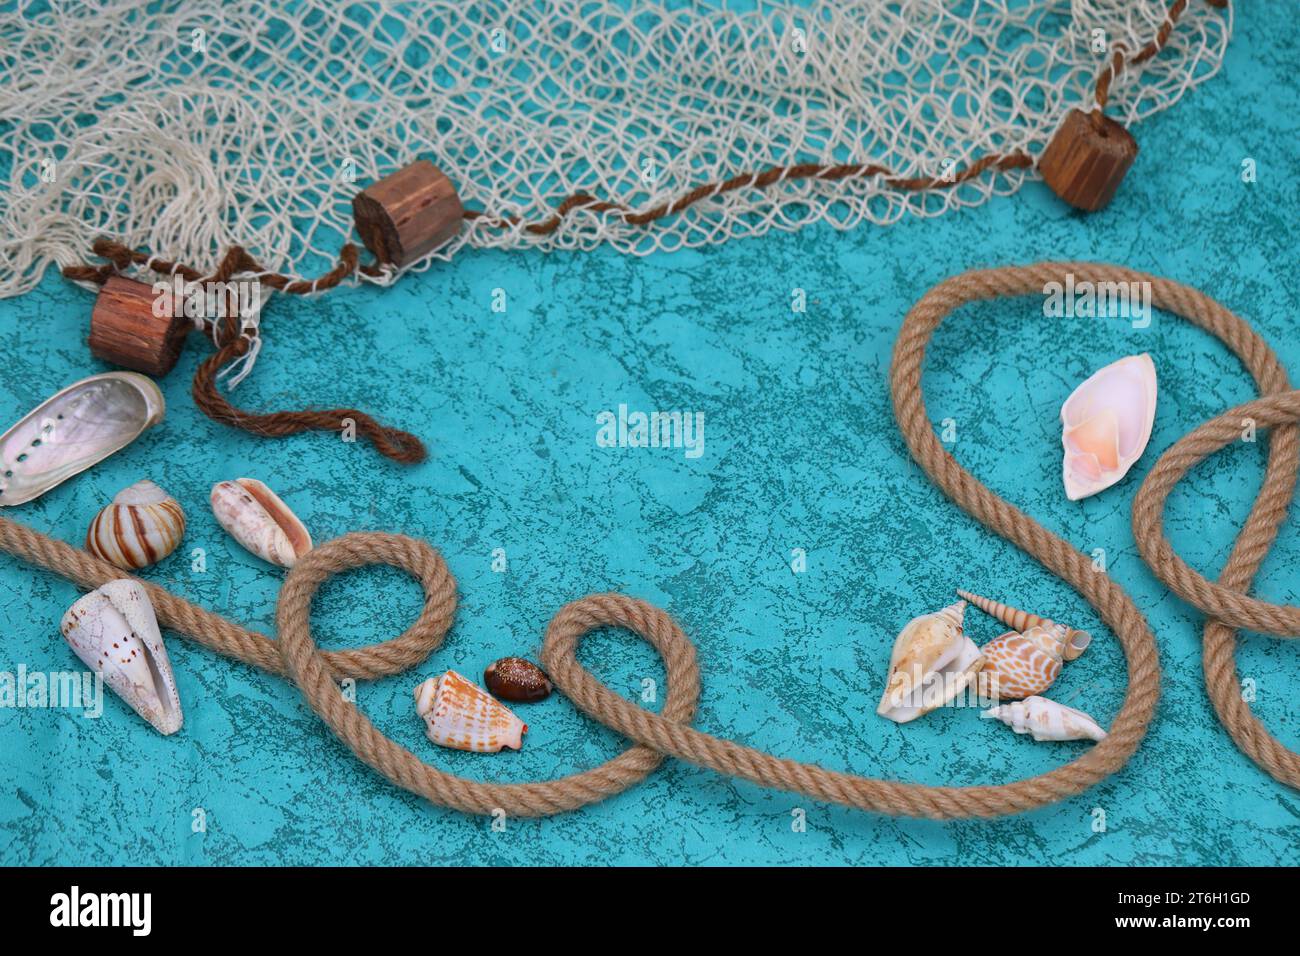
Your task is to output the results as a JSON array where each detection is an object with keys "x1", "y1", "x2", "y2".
[
  {"x1": 210, "y1": 478, "x2": 312, "y2": 567},
  {"x1": 0, "y1": 372, "x2": 164, "y2": 507},
  {"x1": 958, "y1": 589, "x2": 1090, "y2": 661},
  {"x1": 1061, "y1": 353, "x2": 1157, "y2": 500},
  {"x1": 60, "y1": 579, "x2": 183, "y2": 735},
  {"x1": 977, "y1": 623, "x2": 1071, "y2": 699},
  {"x1": 414, "y1": 670, "x2": 527, "y2": 752},
  {"x1": 877, "y1": 600, "x2": 983, "y2": 723},
  {"x1": 982, "y1": 695, "x2": 1107, "y2": 742},
  {"x1": 86, "y1": 479, "x2": 186, "y2": 570}
]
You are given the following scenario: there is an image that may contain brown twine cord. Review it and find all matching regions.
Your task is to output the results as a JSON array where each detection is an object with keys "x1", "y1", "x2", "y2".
[
  {"x1": 4, "y1": 260, "x2": 1296, "y2": 816},
  {"x1": 1094, "y1": 0, "x2": 1194, "y2": 109},
  {"x1": 63, "y1": 151, "x2": 1036, "y2": 293},
  {"x1": 60, "y1": 235, "x2": 384, "y2": 292},
  {"x1": 463, "y1": 153, "x2": 1036, "y2": 235},
  {"x1": 190, "y1": 313, "x2": 427, "y2": 465},
  {"x1": 66, "y1": 239, "x2": 428, "y2": 464}
]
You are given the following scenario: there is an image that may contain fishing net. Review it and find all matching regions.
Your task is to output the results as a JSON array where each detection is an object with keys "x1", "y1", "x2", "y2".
[{"x1": 0, "y1": 0, "x2": 1231, "y2": 297}]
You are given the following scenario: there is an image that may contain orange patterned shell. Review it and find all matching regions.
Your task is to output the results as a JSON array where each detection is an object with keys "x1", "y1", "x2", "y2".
[
  {"x1": 414, "y1": 670, "x2": 528, "y2": 753},
  {"x1": 978, "y1": 631, "x2": 1062, "y2": 699}
]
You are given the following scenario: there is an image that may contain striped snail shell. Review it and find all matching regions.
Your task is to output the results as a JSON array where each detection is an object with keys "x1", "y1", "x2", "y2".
[{"x1": 85, "y1": 479, "x2": 186, "y2": 570}]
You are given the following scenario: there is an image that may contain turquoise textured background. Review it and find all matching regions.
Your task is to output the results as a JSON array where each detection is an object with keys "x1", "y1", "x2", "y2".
[{"x1": 2, "y1": 4, "x2": 1298, "y2": 866}]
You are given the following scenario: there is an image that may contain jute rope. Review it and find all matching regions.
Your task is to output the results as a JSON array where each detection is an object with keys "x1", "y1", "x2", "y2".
[
  {"x1": 2, "y1": 261, "x2": 1296, "y2": 816},
  {"x1": 892, "y1": 261, "x2": 1300, "y2": 805}
]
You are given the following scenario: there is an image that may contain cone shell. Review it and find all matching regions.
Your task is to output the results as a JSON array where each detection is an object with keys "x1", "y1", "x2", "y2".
[
  {"x1": 877, "y1": 600, "x2": 984, "y2": 723},
  {"x1": 957, "y1": 589, "x2": 1091, "y2": 661},
  {"x1": 977, "y1": 623, "x2": 1069, "y2": 699},
  {"x1": 210, "y1": 478, "x2": 312, "y2": 568},
  {"x1": 60, "y1": 579, "x2": 183, "y2": 735},
  {"x1": 414, "y1": 670, "x2": 527, "y2": 752},
  {"x1": 85, "y1": 479, "x2": 186, "y2": 570},
  {"x1": 982, "y1": 695, "x2": 1107, "y2": 742},
  {"x1": 1061, "y1": 353, "x2": 1157, "y2": 500}
]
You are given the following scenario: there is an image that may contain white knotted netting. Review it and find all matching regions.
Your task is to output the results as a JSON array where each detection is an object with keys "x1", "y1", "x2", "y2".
[{"x1": 0, "y1": 0, "x2": 1231, "y2": 297}]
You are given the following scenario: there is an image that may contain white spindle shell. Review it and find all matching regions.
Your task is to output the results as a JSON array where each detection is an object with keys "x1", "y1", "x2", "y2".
[{"x1": 982, "y1": 695, "x2": 1106, "y2": 742}]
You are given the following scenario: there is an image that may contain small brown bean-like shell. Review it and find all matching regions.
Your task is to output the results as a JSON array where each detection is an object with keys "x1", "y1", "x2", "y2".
[{"x1": 484, "y1": 657, "x2": 553, "y2": 702}]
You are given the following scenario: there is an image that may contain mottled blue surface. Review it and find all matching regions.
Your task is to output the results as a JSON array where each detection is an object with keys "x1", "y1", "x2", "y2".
[{"x1": 2, "y1": 5, "x2": 1299, "y2": 866}]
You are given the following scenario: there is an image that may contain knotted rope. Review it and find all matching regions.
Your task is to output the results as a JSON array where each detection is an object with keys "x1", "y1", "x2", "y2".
[{"x1": 2, "y1": 261, "x2": 1296, "y2": 816}]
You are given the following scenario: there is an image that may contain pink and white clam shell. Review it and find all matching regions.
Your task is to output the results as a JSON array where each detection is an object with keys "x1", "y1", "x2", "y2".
[{"x1": 1060, "y1": 353, "x2": 1158, "y2": 500}]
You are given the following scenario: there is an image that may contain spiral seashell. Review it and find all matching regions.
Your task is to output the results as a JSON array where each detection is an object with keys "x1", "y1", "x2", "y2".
[
  {"x1": 982, "y1": 695, "x2": 1107, "y2": 742},
  {"x1": 210, "y1": 478, "x2": 312, "y2": 568},
  {"x1": 85, "y1": 479, "x2": 186, "y2": 570},
  {"x1": 977, "y1": 623, "x2": 1069, "y2": 699},
  {"x1": 957, "y1": 589, "x2": 1091, "y2": 661},
  {"x1": 60, "y1": 578, "x2": 183, "y2": 735},
  {"x1": 877, "y1": 600, "x2": 984, "y2": 723},
  {"x1": 414, "y1": 670, "x2": 527, "y2": 752}
]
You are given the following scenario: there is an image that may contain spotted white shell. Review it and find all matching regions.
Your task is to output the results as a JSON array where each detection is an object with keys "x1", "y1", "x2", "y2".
[
  {"x1": 60, "y1": 579, "x2": 183, "y2": 735},
  {"x1": 86, "y1": 479, "x2": 186, "y2": 570}
]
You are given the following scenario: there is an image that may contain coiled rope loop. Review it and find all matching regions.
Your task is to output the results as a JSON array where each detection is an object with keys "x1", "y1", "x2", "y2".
[
  {"x1": 1132, "y1": 390, "x2": 1300, "y2": 787},
  {"x1": 892, "y1": 262, "x2": 1299, "y2": 796},
  {"x1": 1, "y1": 262, "x2": 1296, "y2": 816}
]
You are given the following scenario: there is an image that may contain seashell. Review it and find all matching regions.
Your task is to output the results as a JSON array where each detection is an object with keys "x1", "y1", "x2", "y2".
[
  {"x1": 977, "y1": 623, "x2": 1071, "y2": 699},
  {"x1": 0, "y1": 372, "x2": 165, "y2": 507},
  {"x1": 982, "y1": 695, "x2": 1107, "y2": 742},
  {"x1": 1061, "y1": 353, "x2": 1157, "y2": 500},
  {"x1": 60, "y1": 579, "x2": 183, "y2": 735},
  {"x1": 877, "y1": 600, "x2": 984, "y2": 723},
  {"x1": 957, "y1": 589, "x2": 1091, "y2": 661},
  {"x1": 484, "y1": 657, "x2": 553, "y2": 702},
  {"x1": 414, "y1": 670, "x2": 527, "y2": 752},
  {"x1": 85, "y1": 479, "x2": 186, "y2": 570},
  {"x1": 210, "y1": 478, "x2": 312, "y2": 568}
]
